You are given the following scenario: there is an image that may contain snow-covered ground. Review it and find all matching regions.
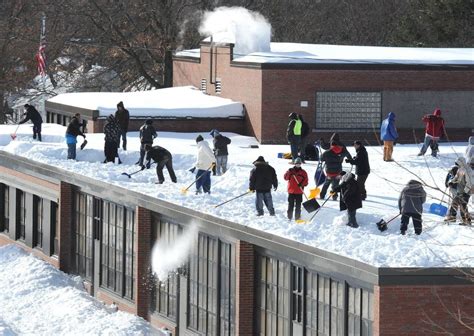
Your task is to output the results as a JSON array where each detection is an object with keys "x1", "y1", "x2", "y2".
[
  {"x1": 0, "y1": 123, "x2": 473, "y2": 268},
  {"x1": 0, "y1": 245, "x2": 162, "y2": 335}
]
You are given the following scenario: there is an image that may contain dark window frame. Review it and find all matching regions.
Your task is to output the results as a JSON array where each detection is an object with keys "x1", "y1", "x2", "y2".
[
  {"x1": 33, "y1": 195, "x2": 43, "y2": 249},
  {"x1": 0, "y1": 183, "x2": 9, "y2": 233},
  {"x1": 51, "y1": 201, "x2": 58, "y2": 256},
  {"x1": 16, "y1": 189, "x2": 26, "y2": 241},
  {"x1": 73, "y1": 192, "x2": 94, "y2": 280}
]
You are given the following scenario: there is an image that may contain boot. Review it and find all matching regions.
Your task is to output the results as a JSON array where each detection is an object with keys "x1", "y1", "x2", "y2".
[{"x1": 444, "y1": 215, "x2": 457, "y2": 222}]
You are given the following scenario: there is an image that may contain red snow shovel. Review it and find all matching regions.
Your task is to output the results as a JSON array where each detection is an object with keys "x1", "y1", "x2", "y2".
[
  {"x1": 376, "y1": 213, "x2": 401, "y2": 232},
  {"x1": 10, "y1": 124, "x2": 20, "y2": 140}
]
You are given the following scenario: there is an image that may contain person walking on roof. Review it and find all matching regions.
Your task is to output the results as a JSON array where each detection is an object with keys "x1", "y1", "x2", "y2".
[
  {"x1": 398, "y1": 180, "x2": 426, "y2": 235},
  {"x1": 418, "y1": 108, "x2": 445, "y2": 157},
  {"x1": 380, "y1": 112, "x2": 398, "y2": 161},
  {"x1": 333, "y1": 171, "x2": 362, "y2": 228},
  {"x1": 210, "y1": 129, "x2": 231, "y2": 175},
  {"x1": 65, "y1": 113, "x2": 86, "y2": 160},
  {"x1": 192, "y1": 135, "x2": 215, "y2": 194},
  {"x1": 143, "y1": 144, "x2": 177, "y2": 184},
  {"x1": 445, "y1": 157, "x2": 473, "y2": 225},
  {"x1": 137, "y1": 119, "x2": 157, "y2": 167},
  {"x1": 287, "y1": 113, "x2": 302, "y2": 163},
  {"x1": 345, "y1": 141, "x2": 370, "y2": 200},
  {"x1": 320, "y1": 141, "x2": 345, "y2": 201},
  {"x1": 114, "y1": 101, "x2": 129, "y2": 150},
  {"x1": 249, "y1": 156, "x2": 278, "y2": 216},
  {"x1": 284, "y1": 157, "x2": 308, "y2": 220},
  {"x1": 103, "y1": 114, "x2": 122, "y2": 163},
  {"x1": 18, "y1": 104, "x2": 43, "y2": 141}
]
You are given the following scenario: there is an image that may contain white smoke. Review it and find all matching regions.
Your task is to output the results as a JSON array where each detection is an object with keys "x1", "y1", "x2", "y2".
[
  {"x1": 151, "y1": 223, "x2": 198, "y2": 282},
  {"x1": 199, "y1": 6, "x2": 272, "y2": 56}
]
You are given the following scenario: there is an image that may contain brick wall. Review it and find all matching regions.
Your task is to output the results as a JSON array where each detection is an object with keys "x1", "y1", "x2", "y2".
[
  {"x1": 59, "y1": 182, "x2": 73, "y2": 273},
  {"x1": 135, "y1": 206, "x2": 152, "y2": 319},
  {"x1": 236, "y1": 240, "x2": 256, "y2": 335},
  {"x1": 375, "y1": 284, "x2": 474, "y2": 335}
]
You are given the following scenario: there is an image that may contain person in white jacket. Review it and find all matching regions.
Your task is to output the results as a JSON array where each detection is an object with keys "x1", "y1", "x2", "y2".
[
  {"x1": 465, "y1": 136, "x2": 474, "y2": 163},
  {"x1": 192, "y1": 135, "x2": 215, "y2": 194}
]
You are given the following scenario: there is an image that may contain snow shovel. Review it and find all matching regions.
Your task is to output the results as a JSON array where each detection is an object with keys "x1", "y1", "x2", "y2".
[
  {"x1": 376, "y1": 213, "x2": 401, "y2": 232},
  {"x1": 291, "y1": 175, "x2": 320, "y2": 214},
  {"x1": 181, "y1": 163, "x2": 214, "y2": 194},
  {"x1": 10, "y1": 124, "x2": 20, "y2": 140},
  {"x1": 121, "y1": 162, "x2": 155, "y2": 178},
  {"x1": 214, "y1": 190, "x2": 253, "y2": 208},
  {"x1": 309, "y1": 162, "x2": 326, "y2": 200},
  {"x1": 80, "y1": 139, "x2": 88, "y2": 150},
  {"x1": 428, "y1": 188, "x2": 448, "y2": 217},
  {"x1": 296, "y1": 194, "x2": 331, "y2": 224}
]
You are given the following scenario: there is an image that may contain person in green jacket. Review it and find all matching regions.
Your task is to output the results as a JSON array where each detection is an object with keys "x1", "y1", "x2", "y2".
[{"x1": 287, "y1": 112, "x2": 302, "y2": 163}]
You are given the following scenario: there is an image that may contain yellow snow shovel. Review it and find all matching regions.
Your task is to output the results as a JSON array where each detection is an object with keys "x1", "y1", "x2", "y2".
[{"x1": 181, "y1": 163, "x2": 214, "y2": 194}]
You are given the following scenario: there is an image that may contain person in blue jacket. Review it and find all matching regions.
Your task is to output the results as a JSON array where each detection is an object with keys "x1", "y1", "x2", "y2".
[
  {"x1": 65, "y1": 113, "x2": 86, "y2": 160},
  {"x1": 380, "y1": 112, "x2": 398, "y2": 161}
]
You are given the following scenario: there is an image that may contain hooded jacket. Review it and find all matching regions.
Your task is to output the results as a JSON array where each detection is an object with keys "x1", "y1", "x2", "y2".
[
  {"x1": 146, "y1": 146, "x2": 171, "y2": 163},
  {"x1": 284, "y1": 166, "x2": 308, "y2": 194},
  {"x1": 347, "y1": 144, "x2": 370, "y2": 175},
  {"x1": 465, "y1": 136, "x2": 474, "y2": 163},
  {"x1": 380, "y1": 112, "x2": 398, "y2": 141},
  {"x1": 334, "y1": 173, "x2": 362, "y2": 211},
  {"x1": 398, "y1": 180, "x2": 426, "y2": 215},
  {"x1": 114, "y1": 102, "x2": 130, "y2": 131},
  {"x1": 249, "y1": 159, "x2": 278, "y2": 192},
  {"x1": 19, "y1": 105, "x2": 43, "y2": 125},
  {"x1": 451, "y1": 157, "x2": 473, "y2": 195},
  {"x1": 195, "y1": 140, "x2": 215, "y2": 170},
  {"x1": 422, "y1": 109, "x2": 445, "y2": 138},
  {"x1": 321, "y1": 145, "x2": 344, "y2": 177},
  {"x1": 139, "y1": 123, "x2": 157, "y2": 144},
  {"x1": 66, "y1": 116, "x2": 85, "y2": 138},
  {"x1": 213, "y1": 133, "x2": 231, "y2": 156},
  {"x1": 104, "y1": 115, "x2": 122, "y2": 143},
  {"x1": 287, "y1": 113, "x2": 302, "y2": 143}
]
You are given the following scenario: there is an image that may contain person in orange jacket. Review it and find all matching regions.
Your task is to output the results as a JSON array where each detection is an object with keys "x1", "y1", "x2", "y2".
[{"x1": 284, "y1": 158, "x2": 308, "y2": 220}]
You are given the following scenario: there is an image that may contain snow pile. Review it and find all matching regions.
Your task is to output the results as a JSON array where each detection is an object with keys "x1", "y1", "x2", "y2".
[
  {"x1": 199, "y1": 6, "x2": 271, "y2": 56},
  {"x1": 46, "y1": 86, "x2": 244, "y2": 118},
  {"x1": 0, "y1": 125, "x2": 473, "y2": 268},
  {"x1": 0, "y1": 245, "x2": 162, "y2": 335}
]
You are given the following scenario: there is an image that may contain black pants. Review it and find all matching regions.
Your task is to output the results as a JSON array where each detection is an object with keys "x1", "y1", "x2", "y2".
[
  {"x1": 33, "y1": 122, "x2": 42, "y2": 141},
  {"x1": 356, "y1": 174, "x2": 368, "y2": 200},
  {"x1": 138, "y1": 142, "x2": 152, "y2": 166},
  {"x1": 448, "y1": 193, "x2": 470, "y2": 222},
  {"x1": 400, "y1": 213, "x2": 422, "y2": 234},
  {"x1": 287, "y1": 194, "x2": 303, "y2": 220},
  {"x1": 156, "y1": 155, "x2": 177, "y2": 183},
  {"x1": 104, "y1": 141, "x2": 119, "y2": 162}
]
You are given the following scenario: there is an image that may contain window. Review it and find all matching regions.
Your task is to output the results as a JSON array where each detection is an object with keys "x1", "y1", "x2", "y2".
[
  {"x1": 316, "y1": 92, "x2": 381, "y2": 129},
  {"x1": 51, "y1": 201, "x2": 58, "y2": 255},
  {"x1": 258, "y1": 256, "x2": 289, "y2": 336},
  {"x1": 200, "y1": 78, "x2": 207, "y2": 93},
  {"x1": 318, "y1": 275, "x2": 331, "y2": 335},
  {"x1": 292, "y1": 266, "x2": 304, "y2": 325},
  {"x1": 306, "y1": 272, "x2": 318, "y2": 335},
  {"x1": 188, "y1": 234, "x2": 219, "y2": 335},
  {"x1": 101, "y1": 200, "x2": 135, "y2": 300},
  {"x1": 0, "y1": 184, "x2": 9, "y2": 233},
  {"x1": 220, "y1": 241, "x2": 236, "y2": 336},
  {"x1": 16, "y1": 190, "x2": 26, "y2": 241},
  {"x1": 34, "y1": 196, "x2": 43, "y2": 248},
  {"x1": 74, "y1": 193, "x2": 93, "y2": 280},
  {"x1": 330, "y1": 280, "x2": 345, "y2": 336},
  {"x1": 361, "y1": 289, "x2": 374, "y2": 336},
  {"x1": 215, "y1": 79, "x2": 222, "y2": 94},
  {"x1": 150, "y1": 217, "x2": 181, "y2": 320}
]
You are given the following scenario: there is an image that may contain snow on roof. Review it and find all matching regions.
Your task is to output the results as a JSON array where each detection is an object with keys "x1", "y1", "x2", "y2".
[
  {"x1": 0, "y1": 124, "x2": 473, "y2": 269},
  {"x1": 175, "y1": 42, "x2": 474, "y2": 65},
  {"x1": 47, "y1": 86, "x2": 244, "y2": 118}
]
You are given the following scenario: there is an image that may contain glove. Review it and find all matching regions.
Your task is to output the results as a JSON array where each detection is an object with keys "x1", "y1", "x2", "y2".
[
  {"x1": 189, "y1": 167, "x2": 196, "y2": 173},
  {"x1": 329, "y1": 191, "x2": 336, "y2": 196},
  {"x1": 273, "y1": 187, "x2": 277, "y2": 191},
  {"x1": 146, "y1": 162, "x2": 151, "y2": 169},
  {"x1": 140, "y1": 165, "x2": 146, "y2": 171},
  {"x1": 248, "y1": 188, "x2": 255, "y2": 193}
]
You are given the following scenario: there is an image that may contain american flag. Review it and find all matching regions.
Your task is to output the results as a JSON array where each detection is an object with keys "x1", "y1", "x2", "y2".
[{"x1": 35, "y1": 42, "x2": 46, "y2": 77}]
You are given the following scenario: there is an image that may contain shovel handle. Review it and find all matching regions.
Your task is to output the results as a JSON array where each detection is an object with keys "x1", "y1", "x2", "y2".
[
  {"x1": 182, "y1": 163, "x2": 214, "y2": 193},
  {"x1": 308, "y1": 195, "x2": 332, "y2": 222},
  {"x1": 214, "y1": 190, "x2": 252, "y2": 208},
  {"x1": 291, "y1": 175, "x2": 308, "y2": 200}
]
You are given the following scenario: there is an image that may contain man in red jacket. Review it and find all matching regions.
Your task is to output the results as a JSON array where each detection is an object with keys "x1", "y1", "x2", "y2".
[
  {"x1": 418, "y1": 108, "x2": 445, "y2": 157},
  {"x1": 284, "y1": 158, "x2": 308, "y2": 220}
]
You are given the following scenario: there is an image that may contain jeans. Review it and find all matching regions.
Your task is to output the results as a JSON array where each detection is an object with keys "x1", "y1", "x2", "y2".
[
  {"x1": 33, "y1": 122, "x2": 42, "y2": 141},
  {"x1": 400, "y1": 213, "x2": 422, "y2": 234},
  {"x1": 256, "y1": 191, "x2": 275, "y2": 215},
  {"x1": 290, "y1": 139, "x2": 301, "y2": 161},
  {"x1": 215, "y1": 155, "x2": 228, "y2": 175},
  {"x1": 196, "y1": 170, "x2": 211, "y2": 193},
  {"x1": 287, "y1": 194, "x2": 303, "y2": 220},
  {"x1": 156, "y1": 156, "x2": 177, "y2": 183},
  {"x1": 419, "y1": 135, "x2": 438, "y2": 156},
  {"x1": 118, "y1": 130, "x2": 127, "y2": 150},
  {"x1": 320, "y1": 176, "x2": 340, "y2": 199},
  {"x1": 67, "y1": 143, "x2": 76, "y2": 160}
]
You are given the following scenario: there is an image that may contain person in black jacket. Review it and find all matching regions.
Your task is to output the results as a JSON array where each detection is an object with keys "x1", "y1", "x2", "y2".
[
  {"x1": 137, "y1": 119, "x2": 157, "y2": 167},
  {"x1": 249, "y1": 156, "x2": 278, "y2": 216},
  {"x1": 19, "y1": 104, "x2": 43, "y2": 141},
  {"x1": 65, "y1": 113, "x2": 86, "y2": 160},
  {"x1": 143, "y1": 145, "x2": 177, "y2": 184},
  {"x1": 333, "y1": 172, "x2": 362, "y2": 228},
  {"x1": 398, "y1": 180, "x2": 426, "y2": 235},
  {"x1": 114, "y1": 101, "x2": 129, "y2": 150},
  {"x1": 346, "y1": 141, "x2": 370, "y2": 200},
  {"x1": 210, "y1": 129, "x2": 231, "y2": 175},
  {"x1": 103, "y1": 114, "x2": 122, "y2": 163},
  {"x1": 320, "y1": 142, "x2": 346, "y2": 200},
  {"x1": 444, "y1": 161, "x2": 459, "y2": 222}
]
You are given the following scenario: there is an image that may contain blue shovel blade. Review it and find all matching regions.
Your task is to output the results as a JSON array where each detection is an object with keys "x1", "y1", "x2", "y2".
[{"x1": 429, "y1": 203, "x2": 448, "y2": 217}]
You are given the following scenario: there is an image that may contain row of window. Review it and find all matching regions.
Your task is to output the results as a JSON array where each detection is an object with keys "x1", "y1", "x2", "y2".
[
  {"x1": 72, "y1": 192, "x2": 135, "y2": 300},
  {"x1": 0, "y1": 183, "x2": 58, "y2": 255}
]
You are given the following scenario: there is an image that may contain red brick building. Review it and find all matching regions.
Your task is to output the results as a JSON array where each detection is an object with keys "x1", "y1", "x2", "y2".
[
  {"x1": 173, "y1": 42, "x2": 474, "y2": 144},
  {"x1": 1, "y1": 150, "x2": 474, "y2": 335}
]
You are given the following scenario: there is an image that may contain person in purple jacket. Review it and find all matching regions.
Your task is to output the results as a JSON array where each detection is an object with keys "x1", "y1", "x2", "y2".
[{"x1": 380, "y1": 112, "x2": 398, "y2": 162}]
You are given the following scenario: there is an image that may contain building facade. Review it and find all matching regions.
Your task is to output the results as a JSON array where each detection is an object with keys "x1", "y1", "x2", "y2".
[
  {"x1": 0, "y1": 150, "x2": 473, "y2": 335},
  {"x1": 173, "y1": 42, "x2": 474, "y2": 144}
]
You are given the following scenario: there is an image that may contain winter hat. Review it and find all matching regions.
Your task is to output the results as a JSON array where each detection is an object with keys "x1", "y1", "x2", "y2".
[
  {"x1": 433, "y1": 108, "x2": 441, "y2": 116},
  {"x1": 145, "y1": 118, "x2": 153, "y2": 125},
  {"x1": 196, "y1": 134, "x2": 204, "y2": 143},
  {"x1": 288, "y1": 112, "x2": 297, "y2": 119},
  {"x1": 353, "y1": 140, "x2": 362, "y2": 146},
  {"x1": 293, "y1": 157, "x2": 302, "y2": 165},
  {"x1": 209, "y1": 129, "x2": 219, "y2": 137},
  {"x1": 117, "y1": 101, "x2": 124, "y2": 108},
  {"x1": 253, "y1": 156, "x2": 265, "y2": 164},
  {"x1": 24, "y1": 104, "x2": 30, "y2": 108}
]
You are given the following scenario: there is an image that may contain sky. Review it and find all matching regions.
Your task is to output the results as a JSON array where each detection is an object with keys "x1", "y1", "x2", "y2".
[{"x1": 1, "y1": 123, "x2": 473, "y2": 269}]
